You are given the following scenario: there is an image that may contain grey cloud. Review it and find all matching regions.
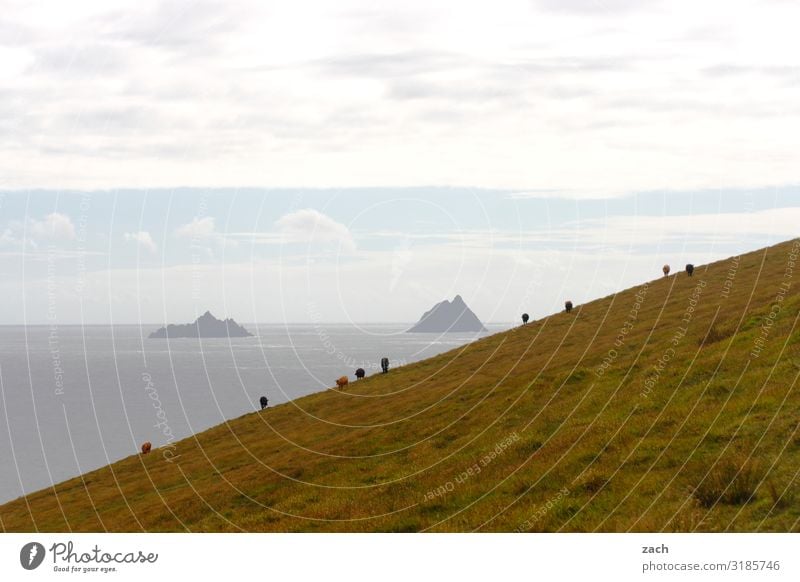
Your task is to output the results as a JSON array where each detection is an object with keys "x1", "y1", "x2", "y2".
[
  {"x1": 381, "y1": 55, "x2": 630, "y2": 105},
  {"x1": 312, "y1": 52, "x2": 630, "y2": 110},
  {"x1": 0, "y1": 18, "x2": 35, "y2": 45},
  {"x1": 0, "y1": 101, "x2": 168, "y2": 155},
  {"x1": 337, "y1": 8, "x2": 430, "y2": 38},
  {"x1": 0, "y1": 89, "x2": 43, "y2": 148},
  {"x1": 702, "y1": 64, "x2": 800, "y2": 87},
  {"x1": 602, "y1": 94, "x2": 800, "y2": 118},
  {"x1": 674, "y1": 25, "x2": 736, "y2": 44},
  {"x1": 530, "y1": 0, "x2": 661, "y2": 14},
  {"x1": 413, "y1": 106, "x2": 472, "y2": 127},
  {"x1": 312, "y1": 52, "x2": 632, "y2": 83},
  {"x1": 702, "y1": 64, "x2": 798, "y2": 77},
  {"x1": 94, "y1": 0, "x2": 248, "y2": 56},
  {"x1": 28, "y1": 43, "x2": 129, "y2": 77},
  {"x1": 63, "y1": 106, "x2": 164, "y2": 132},
  {"x1": 225, "y1": 105, "x2": 392, "y2": 144},
  {"x1": 546, "y1": 85, "x2": 598, "y2": 100},
  {"x1": 702, "y1": 64, "x2": 752, "y2": 78},
  {"x1": 311, "y1": 51, "x2": 469, "y2": 79},
  {"x1": 387, "y1": 78, "x2": 515, "y2": 103},
  {"x1": 503, "y1": 55, "x2": 635, "y2": 74},
  {"x1": 33, "y1": 133, "x2": 251, "y2": 160},
  {"x1": 552, "y1": 115, "x2": 638, "y2": 133}
]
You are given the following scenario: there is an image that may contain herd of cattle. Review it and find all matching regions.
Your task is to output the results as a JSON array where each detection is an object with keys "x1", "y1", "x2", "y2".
[
  {"x1": 662, "y1": 263, "x2": 694, "y2": 278},
  {"x1": 522, "y1": 263, "x2": 695, "y2": 327},
  {"x1": 140, "y1": 262, "x2": 699, "y2": 454},
  {"x1": 334, "y1": 357, "x2": 390, "y2": 391}
]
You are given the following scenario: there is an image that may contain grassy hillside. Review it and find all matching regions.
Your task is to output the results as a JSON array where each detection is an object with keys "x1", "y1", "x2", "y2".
[{"x1": 2, "y1": 239, "x2": 799, "y2": 532}]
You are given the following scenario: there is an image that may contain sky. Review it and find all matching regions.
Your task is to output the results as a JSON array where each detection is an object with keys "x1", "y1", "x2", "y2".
[
  {"x1": 0, "y1": 1, "x2": 798, "y2": 324},
  {"x1": 0, "y1": 188, "x2": 797, "y2": 325},
  {"x1": 1, "y1": 0, "x2": 799, "y2": 193}
]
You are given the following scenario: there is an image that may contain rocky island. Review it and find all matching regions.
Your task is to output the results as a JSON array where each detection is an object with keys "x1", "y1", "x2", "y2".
[
  {"x1": 148, "y1": 311, "x2": 254, "y2": 339},
  {"x1": 407, "y1": 295, "x2": 487, "y2": 333}
]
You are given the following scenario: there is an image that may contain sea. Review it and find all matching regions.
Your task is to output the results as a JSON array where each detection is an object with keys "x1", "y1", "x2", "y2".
[{"x1": 0, "y1": 323, "x2": 509, "y2": 504}]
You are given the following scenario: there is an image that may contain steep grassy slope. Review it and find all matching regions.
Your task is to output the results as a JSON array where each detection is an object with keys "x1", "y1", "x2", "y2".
[{"x1": 2, "y1": 239, "x2": 799, "y2": 532}]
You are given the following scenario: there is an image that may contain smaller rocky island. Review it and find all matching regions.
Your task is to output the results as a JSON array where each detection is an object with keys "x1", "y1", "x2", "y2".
[
  {"x1": 148, "y1": 311, "x2": 254, "y2": 339},
  {"x1": 408, "y1": 295, "x2": 487, "y2": 333}
]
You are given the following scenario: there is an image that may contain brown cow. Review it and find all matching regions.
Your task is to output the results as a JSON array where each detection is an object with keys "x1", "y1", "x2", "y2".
[
  {"x1": 336, "y1": 376, "x2": 349, "y2": 389},
  {"x1": 662, "y1": 264, "x2": 671, "y2": 277},
  {"x1": 141, "y1": 442, "x2": 152, "y2": 455}
]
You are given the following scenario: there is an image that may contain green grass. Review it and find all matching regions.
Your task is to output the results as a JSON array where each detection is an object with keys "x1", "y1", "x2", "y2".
[{"x1": 2, "y1": 239, "x2": 799, "y2": 532}]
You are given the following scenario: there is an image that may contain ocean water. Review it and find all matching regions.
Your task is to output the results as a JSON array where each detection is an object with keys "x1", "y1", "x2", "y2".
[{"x1": 0, "y1": 323, "x2": 509, "y2": 504}]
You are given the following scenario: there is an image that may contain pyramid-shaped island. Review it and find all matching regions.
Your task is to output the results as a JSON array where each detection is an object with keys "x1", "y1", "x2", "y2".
[
  {"x1": 148, "y1": 311, "x2": 254, "y2": 339},
  {"x1": 407, "y1": 295, "x2": 487, "y2": 333}
]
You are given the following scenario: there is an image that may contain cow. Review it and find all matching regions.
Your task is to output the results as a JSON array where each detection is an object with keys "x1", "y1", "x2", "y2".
[
  {"x1": 141, "y1": 442, "x2": 152, "y2": 455},
  {"x1": 686, "y1": 264, "x2": 694, "y2": 277},
  {"x1": 259, "y1": 396, "x2": 269, "y2": 410},
  {"x1": 663, "y1": 264, "x2": 671, "y2": 277},
  {"x1": 336, "y1": 376, "x2": 349, "y2": 389},
  {"x1": 381, "y1": 357, "x2": 390, "y2": 374},
  {"x1": 522, "y1": 313, "x2": 529, "y2": 325},
  {"x1": 565, "y1": 300, "x2": 573, "y2": 313},
  {"x1": 355, "y1": 368, "x2": 365, "y2": 380}
]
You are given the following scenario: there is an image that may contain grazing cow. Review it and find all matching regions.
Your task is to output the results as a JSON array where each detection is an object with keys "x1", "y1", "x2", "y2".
[
  {"x1": 141, "y1": 442, "x2": 152, "y2": 455},
  {"x1": 565, "y1": 300, "x2": 573, "y2": 313},
  {"x1": 336, "y1": 376, "x2": 349, "y2": 389},
  {"x1": 355, "y1": 368, "x2": 365, "y2": 380},
  {"x1": 259, "y1": 396, "x2": 269, "y2": 410},
  {"x1": 686, "y1": 264, "x2": 694, "y2": 277},
  {"x1": 662, "y1": 264, "x2": 671, "y2": 277},
  {"x1": 381, "y1": 357, "x2": 390, "y2": 374},
  {"x1": 522, "y1": 313, "x2": 529, "y2": 325}
]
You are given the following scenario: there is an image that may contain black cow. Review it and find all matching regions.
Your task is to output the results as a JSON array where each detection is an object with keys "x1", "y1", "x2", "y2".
[
  {"x1": 522, "y1": 313, "x2": 529, "y2": 325},
  {"x1": 259, "y1": 396, "x2": 269, "y2": 410},
  {"x1": 565, "y1": 301, "x2": 573, "y2": 313},
  {"x1": 686, "y1": 264, "x2": 694, "y2": 277},
  {"x1": 355, "y1": 368, "x2": 366, "y2": 380},
  {"x1": 381, "y1": 357, "x2": 390, "y2": 374}
]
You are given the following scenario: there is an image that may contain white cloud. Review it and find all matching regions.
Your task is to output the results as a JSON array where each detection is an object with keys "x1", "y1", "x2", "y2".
[
  {"x1": 174, "y1": 216, "x2": 237, "y2": 257},
  {"x1": 0, "y1": 228, "x2": 16, "y2": 246},
  {"x1": 0, "y1": 213, "x2": 74, "y2": 251},
  {"x1": 275, "y1": 208, "x2": 356, "y2": 252},
  {"x1": 175, "y1": 216, "x2": 217, "y2": 239},
  {"x1": 124, "y1": 231, "x2": 157, "y2": 254},
  {"x1": 30, "y1": 212, "x2": 75, "y2": 239}
]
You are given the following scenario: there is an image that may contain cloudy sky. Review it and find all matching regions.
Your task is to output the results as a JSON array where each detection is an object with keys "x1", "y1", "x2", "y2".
[
  {"x1": 1, "y1": 189, "x2": 797, "y2": 325},
  {"x1": 0, "y1": 1, "x2": 798, "y2": 323},
  {"x1": 2, "y1": 0, "x2": 800, "y2": 192}
]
